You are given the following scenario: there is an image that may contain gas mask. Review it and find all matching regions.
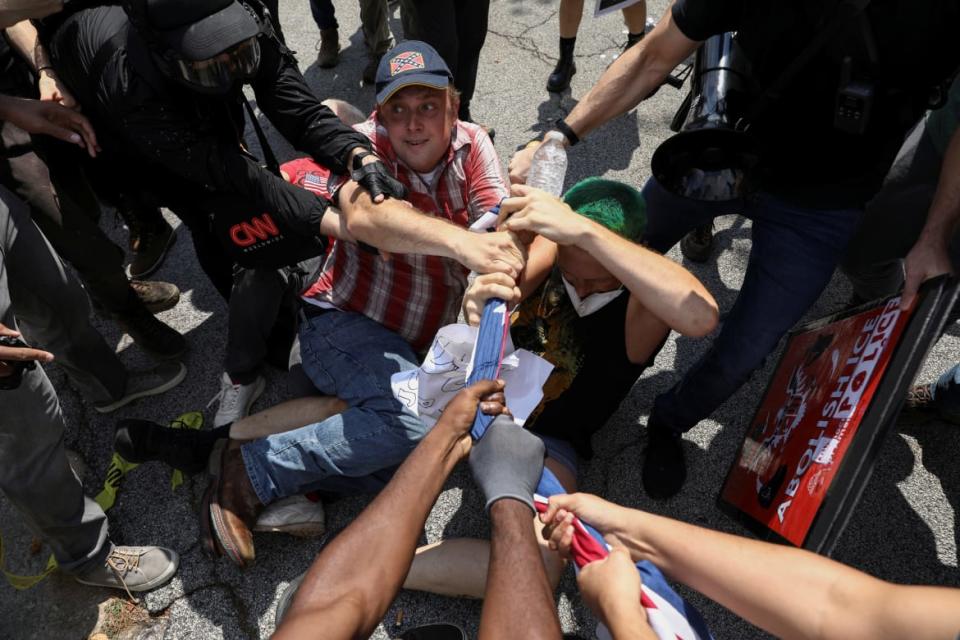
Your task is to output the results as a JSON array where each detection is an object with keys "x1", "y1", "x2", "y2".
[{"x1": 561, "y1": 275, "x2": 625, "y2": 317}]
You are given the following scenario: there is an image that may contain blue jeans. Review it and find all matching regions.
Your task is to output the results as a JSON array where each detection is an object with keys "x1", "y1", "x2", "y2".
[
  {"x1": 931, "y1": 364, "x2": 960, "y2": 421},
  {"x1": 641, "y1": 177, "x2": 863, "y2": 433},
  {"x1": 241, "y1": 310, "x2": 424, "y2": 503},
  {"x1": 309, "y1": 0, "x2": 338, "y2": 30}
]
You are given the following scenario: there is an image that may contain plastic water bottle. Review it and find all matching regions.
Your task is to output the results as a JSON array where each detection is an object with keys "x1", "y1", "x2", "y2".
[{"x1": 527, "y1": 130, "x2": 568, "y2": 197}]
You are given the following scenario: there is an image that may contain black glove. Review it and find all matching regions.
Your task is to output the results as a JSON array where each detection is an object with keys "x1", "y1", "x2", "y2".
[
  {"x1": 469, "y1": 415, "x2": 545, "y2": 513},
  {"x1": 351, "y1": 151, "x2": 408, "y2": 201}
]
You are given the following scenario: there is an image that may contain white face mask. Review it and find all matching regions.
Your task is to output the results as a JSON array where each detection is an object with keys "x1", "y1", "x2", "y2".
[{"x1": 561, "y1": 275, "x2": 624, "y2": 317}]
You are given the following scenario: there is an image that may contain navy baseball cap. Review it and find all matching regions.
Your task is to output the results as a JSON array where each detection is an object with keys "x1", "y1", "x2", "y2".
[
  {"x1": 146, "y1": 0, "x2": 261, "y2": 61},
  {"x1": 375, "y1": 41, "x2": 453, "y2": 105}
]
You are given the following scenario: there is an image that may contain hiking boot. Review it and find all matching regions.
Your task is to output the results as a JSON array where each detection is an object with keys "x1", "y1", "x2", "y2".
[
  {"x1": 209, "y1": 372, "x2": 266, "y2": 427},
  {"x1": 75, "y1": 545, "x2": 179, "y2": 595},
  {"x1": 115, "y1": 310, "x2": 187, "y2": 359},
  {"x1": 209, "y1": 441, "x2": 264, "y2": 567},
  {"x1": 898, "y1": 382, "x2": 943, "y2": 425},
  {"x1": 547, "y1": 57, "x2": 576, "y2": 93},
  {"x1": 94, "y1": 362, "x2": 187, "y2": 414},
  {"x1": 362, "y1": 55, "x2": 380, "y2": 84},
  {"x1": 129, "y1": 219, "x2": 176, "y2": 279},
  {"x1": 316, "y1": 28, "x2": 340, "y2": 68},
  {"x1": 254, "y1": 494, "x2": 326, "y2": 537},
  {"x1": 129, "y1": 280, "x2": 180, "y2": 314},
  {"x1": 679, "y1": 222, "x2": 715, "y2": 263},
  {"x1": 114, "y1": 418, "x2": 218, "y2": 473},
  {"x1": 641, "y1": 416, "x2": 686, "y2": 500},
  {"x1": 905, "y1": 382, "x2": 935, "y2": 411}
]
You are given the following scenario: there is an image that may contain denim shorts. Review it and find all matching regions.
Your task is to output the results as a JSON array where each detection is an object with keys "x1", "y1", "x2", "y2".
[{"x1": 539, "y1": 434, "x2": 579, "y2": 478}]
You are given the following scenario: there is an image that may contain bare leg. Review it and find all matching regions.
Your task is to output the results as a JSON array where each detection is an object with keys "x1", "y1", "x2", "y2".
[
  {"x1": 622, "y1": 1, "x2": 647, "y2": 34},
  {"x1": 403, "y1": 457, "x2": 574, "y2": 598},
  {"x1": 558, "y1": 0, "x2": 584, "y2": 38},
  {"x1": 229, "y1": 396, "x2": 347, "y2": 440}
]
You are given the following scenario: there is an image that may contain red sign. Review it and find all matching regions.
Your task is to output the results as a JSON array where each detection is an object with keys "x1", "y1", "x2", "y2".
[{"x1": 720, "y1": 296, "x2": 914, "y2": 546}]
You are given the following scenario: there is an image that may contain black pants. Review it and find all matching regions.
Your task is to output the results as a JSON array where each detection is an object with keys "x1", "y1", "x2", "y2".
[
  {"x1": 0, "y1": 119, "x2": 143, "y2": 316},
  {"x1": 224, "y1": 257, "x2": 322, "y2": 381},
  {"x1": 400, "y1": 0, "x2": 490, "y2": 121},
  {"x1": 83, "y1": 151, "x2": 236, "y2": 301}
]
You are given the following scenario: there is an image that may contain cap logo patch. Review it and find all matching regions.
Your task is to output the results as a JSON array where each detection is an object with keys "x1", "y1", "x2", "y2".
[{"x1": 390, "y1": 51, "x2": 425, "y2": 76}]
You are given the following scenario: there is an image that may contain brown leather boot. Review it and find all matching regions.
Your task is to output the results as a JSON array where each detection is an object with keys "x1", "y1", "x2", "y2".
[{"x1": 209, "y1": 441, "x2": 263, "y2": 567}]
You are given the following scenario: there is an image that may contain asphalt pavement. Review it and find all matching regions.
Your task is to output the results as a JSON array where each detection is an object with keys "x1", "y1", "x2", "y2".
[{"x1": 1, "y1": 1, "x2": 958, "y2": 638}]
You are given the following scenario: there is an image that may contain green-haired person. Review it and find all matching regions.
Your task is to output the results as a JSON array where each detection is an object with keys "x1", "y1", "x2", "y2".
[{"x1": 401, "y1": 179, "x2": 719, "y2": 598}]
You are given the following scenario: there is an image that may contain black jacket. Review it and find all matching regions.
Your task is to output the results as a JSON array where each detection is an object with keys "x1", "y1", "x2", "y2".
[{"x1": 44, "y1": 4, "x2": 370, "y2": 238}]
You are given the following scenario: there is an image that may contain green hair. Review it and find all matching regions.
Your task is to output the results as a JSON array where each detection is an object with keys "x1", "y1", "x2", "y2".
[{"x1": 562, "y1": 177, "x2": 646, "y2": 242}]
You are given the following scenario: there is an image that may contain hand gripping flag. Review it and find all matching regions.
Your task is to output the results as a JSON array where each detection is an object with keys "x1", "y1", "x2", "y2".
[{"x1": 467, "y1": 297, "x2": 714, "y2": 640}]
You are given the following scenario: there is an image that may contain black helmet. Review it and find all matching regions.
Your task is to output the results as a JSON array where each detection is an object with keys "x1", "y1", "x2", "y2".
[{"x1": 124, "y1": 0, "x2": 264, "y2": 94}]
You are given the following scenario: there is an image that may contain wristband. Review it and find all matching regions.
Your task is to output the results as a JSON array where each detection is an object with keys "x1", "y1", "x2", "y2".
[
  {"x1": 553, "y1": 119, "x2": 581, "y2": 147},
  {"x1": 37, "y1": 65, "x2": 55, "y2": 73}
]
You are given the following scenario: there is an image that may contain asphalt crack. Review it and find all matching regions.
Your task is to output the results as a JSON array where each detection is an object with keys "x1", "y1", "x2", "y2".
[
  {"x1": 487, "y1": 10, "x2": 626, "y2": 67},
  {"x1": 154, "y1": 582, "x2": 259, "y2": 639}
]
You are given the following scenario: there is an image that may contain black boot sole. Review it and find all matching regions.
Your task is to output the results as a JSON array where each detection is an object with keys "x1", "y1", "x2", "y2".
[{"x1": 547, "y1": 62, "x2": 576, "y2": 93}]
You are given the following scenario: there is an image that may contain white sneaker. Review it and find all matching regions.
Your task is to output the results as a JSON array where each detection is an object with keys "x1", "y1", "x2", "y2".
[
  {"x1": 254, "y1": 495, "x2": 325, "y2": 537},
  {"x1": 209, "y1": 372, "x2": 265, "y2": 427}
]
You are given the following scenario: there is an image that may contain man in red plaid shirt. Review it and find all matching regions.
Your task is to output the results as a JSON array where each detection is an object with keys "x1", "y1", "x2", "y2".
[
  {"x1": 200, "y1": 41, "x2": 557, "y2": 566},
  {"x1": 290, "y1": 80, "x2": 509, "y2": 349}
]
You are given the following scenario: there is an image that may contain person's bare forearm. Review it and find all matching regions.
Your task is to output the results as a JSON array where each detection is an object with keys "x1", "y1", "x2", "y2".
[
  {"x1": 564, "y1": 8, "x2": 697, "y2": 140},
  {"x1": 919, "y1": 128, "x2": 960, "y2": 247},
  {"x1": 274, "y1": 424, "x2": 466, "y2": 639},
  {"x1": 480, "y1": 500, "x2": 562, "y2": 640},
  {"x1": 901, "y1": 125, "x2": 960, "y2": 307},
  {"x1": 613, "y1": 510, "x2": 960, "y2": 640},
  {"x1": 338, "y1": 179, "x2": 470, "y2": 259},
  {"x1": 4, "y1": 20, "x2": 45, "y2": 71},
  {"x1": 579, "y1": 221, "x2": 718, "y2": 337}
]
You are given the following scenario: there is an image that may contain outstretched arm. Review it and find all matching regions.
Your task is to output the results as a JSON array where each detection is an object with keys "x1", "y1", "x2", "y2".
[
  {"x1": 509, "y1": 7, "x2": 700, "y2": 182},
  {"x1": 563, "y1": 7, "x2": 698, "y2": 142},
  {"x1": 5, "y1": 20, "x2": 78, "y2": 108},
  {"x1": 470, "y1": 418, "x2": 561, "y2": 640},
  {"x1": 901, "y1": 126, "x2": 960, "y2": 309},
  {"x1": 542, "y1": 493, "x2": 960, "y2": 640},
  {"x1": 481, "y1": 500, "x2": 563, "y2": 640},
  {"x1": 336, "y1": 179, "x2": 527, "y2": 278},
  {"x1": 500, "y1": 185, "x2": 719, "y2": 352},
  {"x1": 273, "y1": 380, "x2": 508, "y2": 640},
  {"x1": 0, "y1": 95, "x2": 97, "y2": 156}
]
